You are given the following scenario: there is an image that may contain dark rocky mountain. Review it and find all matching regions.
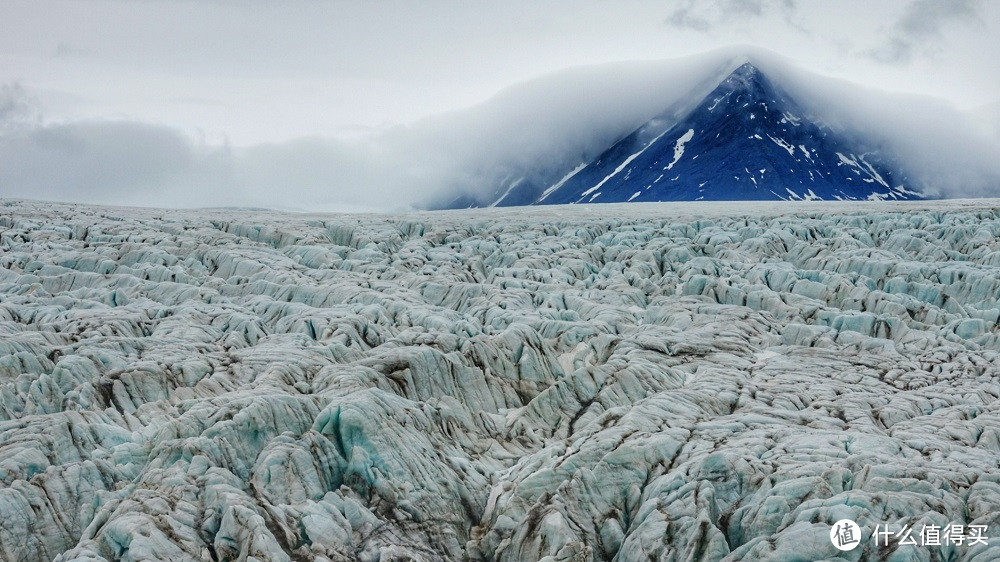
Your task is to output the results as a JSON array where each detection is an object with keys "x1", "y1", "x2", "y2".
[{"x1": 433, "y1": 61, "x2": 925, "y2": 208}]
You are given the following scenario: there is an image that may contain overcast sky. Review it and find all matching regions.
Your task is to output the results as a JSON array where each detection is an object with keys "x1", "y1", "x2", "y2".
[{"x1": 2, "y1": 0, "x2": 999, "y2": 210}]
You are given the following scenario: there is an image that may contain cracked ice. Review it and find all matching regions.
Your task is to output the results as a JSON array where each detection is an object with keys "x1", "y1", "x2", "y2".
[{"x1": 0, "y1": 198, "x2": 999, "y2": 561}]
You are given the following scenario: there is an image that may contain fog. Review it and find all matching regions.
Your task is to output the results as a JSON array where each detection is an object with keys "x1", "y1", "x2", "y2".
[{"x1": 1, "y1": 48, "x2": 998, "y2": 211}]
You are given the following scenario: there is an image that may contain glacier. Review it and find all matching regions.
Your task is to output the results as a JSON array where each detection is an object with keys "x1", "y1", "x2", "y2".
[{"x1": 1, "y1": 198, "x2": 999, "y2": 561}]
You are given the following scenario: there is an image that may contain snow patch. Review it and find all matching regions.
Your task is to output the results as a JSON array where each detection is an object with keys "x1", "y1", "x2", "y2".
[
  {"x1": 490, "y1": 177, "x2": 524, "y2": 207},
  {"x1": 768, "y1": 135, "x2": 796, "y2": 156},
  {"x1": 539, "y1": 163, "x2": 587, "y2": 202},
  {"x1": 663, "y1": 129, "x2": 695, "y2": 171},
  {"x1": 581, "y1": 129, "x2": 671, "y2": 198}
]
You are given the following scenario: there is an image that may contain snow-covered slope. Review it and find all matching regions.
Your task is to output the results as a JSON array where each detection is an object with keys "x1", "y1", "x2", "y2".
[{"x1": 1, "y1": 199, "x2": 999, "y2": 561}]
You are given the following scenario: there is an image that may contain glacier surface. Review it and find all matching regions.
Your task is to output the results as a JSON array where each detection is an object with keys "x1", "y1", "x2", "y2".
[{"x1": 1, "y1": 198, "x2": 999, "y2": 561}]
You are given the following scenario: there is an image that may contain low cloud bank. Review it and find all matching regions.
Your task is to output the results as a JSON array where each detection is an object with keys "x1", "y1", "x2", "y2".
[{"x1": 2, "y1": 48, "x2": 998, "y2": 211}]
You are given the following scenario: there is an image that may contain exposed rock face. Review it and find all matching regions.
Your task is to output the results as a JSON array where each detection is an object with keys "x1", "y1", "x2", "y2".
[{"x1": 0, "y1": 198, "x2": 998, "y2": 561}]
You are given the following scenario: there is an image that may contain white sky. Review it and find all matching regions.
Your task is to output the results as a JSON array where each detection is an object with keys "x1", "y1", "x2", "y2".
[{"x1": 3, "y1": 0, "x2": 999, "y2": 146}]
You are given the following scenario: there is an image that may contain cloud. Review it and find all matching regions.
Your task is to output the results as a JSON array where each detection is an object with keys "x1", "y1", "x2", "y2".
[
  {"x1": 868, "y1": 0, "x2": 983, "y2": 64},
  {"x1": 0, "y1": 82, "x2": 42, "y2": 132},
  {"x1": 0, "y1": 119, "x2": 237, "y2": 208},
  {"x1": 665, "y1": 0, "x2": 798, "y2": 32},
  {"x1": 0, "y1": 55, "x2": 729, "y2": 212},
  {"x1": 972, "y1": 100, "x2": 1000, "y2": 142},
  {"x1": 0, "y1": 118, "x2": 413, "y2": 211},
  {"x1": 2, "y1": 50, "x2": 998, "y2": 212}
]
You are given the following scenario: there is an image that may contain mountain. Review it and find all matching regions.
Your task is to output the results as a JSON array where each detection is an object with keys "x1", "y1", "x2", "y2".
[{"x1": 434, "y1": 61, "x2": 926, "y2": 208}]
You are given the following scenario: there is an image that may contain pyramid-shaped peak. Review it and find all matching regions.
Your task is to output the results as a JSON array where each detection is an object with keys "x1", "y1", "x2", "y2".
[
  {"x1": 706, "y1": 60, "x2": 786, "y2": 107},
  {"x1": 721, "y1": 60, "x2": 768, "y2": 88},
  {"x1": 732, "y1": 60, "x2": 761, "y2": 76},
  {"x1": 525, "y1": 55, "x2": 924, "y2": 206}
]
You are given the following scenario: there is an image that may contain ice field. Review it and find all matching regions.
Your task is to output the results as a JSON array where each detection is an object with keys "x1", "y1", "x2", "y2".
[{"x1": 1, "y1": 198, "x2": 999, "y2": 561}]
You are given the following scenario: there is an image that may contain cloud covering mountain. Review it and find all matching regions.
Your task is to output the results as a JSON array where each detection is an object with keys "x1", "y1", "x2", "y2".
[{"x1": 1, "y1": 48, "x2": 998, "y2": 211}]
